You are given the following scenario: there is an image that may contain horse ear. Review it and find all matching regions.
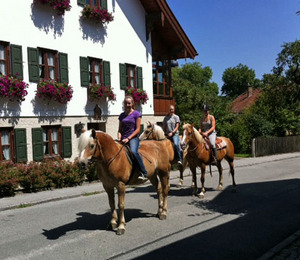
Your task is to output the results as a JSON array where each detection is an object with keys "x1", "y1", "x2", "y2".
[
  {"x1": 91, "y1": 129, "x2": 96, "y2": 139},
  {"x1": 82, "y1": 129, "x2": 86, "y2": 133},
  {"x1": 147, "y1": 121, "x2": 150, "y2": 127},
  {"x1": 191, "y1": 123, "x2": 195, "y2": 128}
]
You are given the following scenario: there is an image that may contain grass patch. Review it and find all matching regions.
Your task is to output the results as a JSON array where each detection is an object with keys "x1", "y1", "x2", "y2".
[
  {"x1": 13, "y1": 203, "x2": 33, "y2": 209},
  {"x1": 235, "y1": 154, "x2": 252, "y2": 158},
  {"x1": 82, "y1": 191, "x2": 100, "y2": 196}
]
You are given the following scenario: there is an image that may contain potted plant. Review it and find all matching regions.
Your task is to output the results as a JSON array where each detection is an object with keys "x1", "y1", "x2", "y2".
[
  {"x1": 35, "y1": 79, "x2": 73, "y2": 104},
  {"x1": 125, "y1": 86, "x2": 148, "y2": 105},
  {"x1": 88, "y1": 84, "x2": 116, "y2": 102},
  {"x1": 0, "y1": 74, "x2": 28, "y2": 102},
  {"x1": 81, "y1": 5, "x2": 114, "y2": 24},
  {"x1": 33, "y1": 0, "x2": 71, "y2": 15}
]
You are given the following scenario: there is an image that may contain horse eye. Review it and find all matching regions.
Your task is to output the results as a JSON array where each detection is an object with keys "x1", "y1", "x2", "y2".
[{"x1": 90, "y1": 144, "x2": 95, "y2": 149}]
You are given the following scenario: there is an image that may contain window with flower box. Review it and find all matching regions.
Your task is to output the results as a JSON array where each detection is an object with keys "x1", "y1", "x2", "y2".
[
  {"x1": 0, "y1": 41, "x2": 23, "y2": 78},
  {"x1": 0, "y1": 128, "x2": 27, "y2": 163},
  {"x1": 119, "y1": 63, "x2": 143, "y2": 90},
  {"x1": 28, "y1": 47, "x2": 69, "y2": 83},
  {"x1": 78, "y1": 0, "x2": 107, "y2": 9},
  {"x1": 32, "y1": 126, "x2": 72, "y2": 161},
  {"x1": 80, "y1": 56, "x2": 110, "y2": 87}
]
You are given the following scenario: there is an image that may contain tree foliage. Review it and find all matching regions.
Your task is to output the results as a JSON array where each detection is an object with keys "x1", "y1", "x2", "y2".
[{"x1": 221, "y1": 63, "x2": 261, "y2": 98}]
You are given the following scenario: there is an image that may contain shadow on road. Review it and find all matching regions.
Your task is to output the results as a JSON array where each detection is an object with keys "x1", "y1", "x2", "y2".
[{"x1": 131, "y1": 179, "x2": 300, "y2": 260}]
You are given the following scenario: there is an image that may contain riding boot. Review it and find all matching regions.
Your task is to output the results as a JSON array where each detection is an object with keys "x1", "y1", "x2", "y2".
[{"x1": 211, "y1": 148, "x2": 218, "y2": 165}]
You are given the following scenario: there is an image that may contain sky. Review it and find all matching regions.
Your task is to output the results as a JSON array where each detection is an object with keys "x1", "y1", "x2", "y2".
[{"x1": 167, "y1": 0, "x2": 300, "y2": 91}]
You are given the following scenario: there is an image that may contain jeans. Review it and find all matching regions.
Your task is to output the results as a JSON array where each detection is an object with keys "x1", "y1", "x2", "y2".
[
  {"x1": 172, "y1": 134, "x2": 183, "y2": 162},
  {"x1": 129, "y1": 137, "x2": 147, "y2": 176}
]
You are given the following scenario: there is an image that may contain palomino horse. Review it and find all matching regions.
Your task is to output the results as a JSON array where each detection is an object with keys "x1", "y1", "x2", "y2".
[
  {"x1": 78, "y1": 129, "x2": 173, "y2": 235},
  {"x1": 181, "y1": 123, "x2": 236, "y2": 198},
  {"x1": 139, "y1": 122, "x2": 192, "y2": 188}
]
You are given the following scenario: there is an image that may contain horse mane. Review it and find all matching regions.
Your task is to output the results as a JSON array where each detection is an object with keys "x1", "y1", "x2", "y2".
[
  {"x1": 78, "y1": 130, "x2": 106, "y2": 153},
  {"x1": 182, "y1": 123, "x2": 204, "y2": 143},
  {"x1": 153, "y1": 124, "x2": 165, "y2": 140}
]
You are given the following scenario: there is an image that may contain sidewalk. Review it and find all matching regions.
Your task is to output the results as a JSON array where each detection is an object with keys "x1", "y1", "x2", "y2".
[{"x1": 0, "y1": 152, "x2": 299, "y2": 260}]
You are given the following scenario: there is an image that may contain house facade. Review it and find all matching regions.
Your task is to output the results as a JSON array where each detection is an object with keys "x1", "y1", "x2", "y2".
[{"x1": 0, "y1": 0, "x2": 197, "y2": 163}]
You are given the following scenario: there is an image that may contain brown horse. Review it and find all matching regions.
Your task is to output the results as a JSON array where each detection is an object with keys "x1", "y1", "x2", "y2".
[
  {"x1": 78, "y1": 129, "x2": 173, "y2": 235},
  {"x1": 181, "y1": 123, "x2": 236, "y2": 198},
  {"x1": 140, "y1": 122, "x2": 192, "y2": 188}
]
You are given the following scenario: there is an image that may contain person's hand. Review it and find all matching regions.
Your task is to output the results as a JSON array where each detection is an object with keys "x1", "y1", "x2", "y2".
[
  {"x1": 202, "y1": 132, "x2": 208, "y2": 137},
  {"x1": 122, "y1": 138, "x2": 130, "y2": 144},
  {"x1": 168, "y1": 132, "x2": 173, "y2": 137}
]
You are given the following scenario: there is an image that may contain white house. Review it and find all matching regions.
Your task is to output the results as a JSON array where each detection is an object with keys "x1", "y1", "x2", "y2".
[{"x1": 0, "y1": 0, "x2": 197, "y2": 163}]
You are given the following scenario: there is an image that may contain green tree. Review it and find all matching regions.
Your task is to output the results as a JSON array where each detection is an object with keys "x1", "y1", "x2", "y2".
[{"x1": 221, "y1": 63, "x2": 261, "y2": 98}]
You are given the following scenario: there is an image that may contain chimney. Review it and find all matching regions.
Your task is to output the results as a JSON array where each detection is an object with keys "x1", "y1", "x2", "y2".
[{"x1": 248, "y1": 86, "x2": 253, "y2": 97}]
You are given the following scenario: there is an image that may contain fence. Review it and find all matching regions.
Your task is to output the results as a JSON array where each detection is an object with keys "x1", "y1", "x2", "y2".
[{"x1": 252, "y1": 136, "x2": 300, "y2": 157}]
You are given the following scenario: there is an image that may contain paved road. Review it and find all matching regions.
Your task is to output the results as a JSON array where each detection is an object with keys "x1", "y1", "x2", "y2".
[{"x1": 0, "y1": 153, "x2": 299, "y2": 260}]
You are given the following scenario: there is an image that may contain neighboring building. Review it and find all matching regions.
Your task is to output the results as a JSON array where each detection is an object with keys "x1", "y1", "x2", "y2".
[
  {"x1": 229, "y1": 86, "x2": 262, "y2": 114},
  {"x1": 0, "y1": 0, "x2": 197, "y2": 163}
]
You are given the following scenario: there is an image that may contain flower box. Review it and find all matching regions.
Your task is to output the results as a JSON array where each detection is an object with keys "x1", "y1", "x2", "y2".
[
  {"x1": 35, "y1": 79, "x2": 73, "y2": 104},
  {"x1": 88, "y1": 84, "x2": 116, "y2": 102},
  {"x1": 81, "y1": 5, "x2": 114, "y2": 24},
  {"x1": 0, "y1": 74, "x2": 28, "y2": 102},
  {"x1": 125, "y1": 86, "x2": 148, "y2": 105},
  {"x1": 33, "y1": 0, "x2": 71, "y2": 15}
]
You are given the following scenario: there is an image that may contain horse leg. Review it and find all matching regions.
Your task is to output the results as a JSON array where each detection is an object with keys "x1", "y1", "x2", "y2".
[
  {"x1": 177, "y1": 162, "x2": 184, "y2": 188},
  {"x1": 103, "y1": 184, "x2": 118, "y2": 231},
  {"x1": 190, "y1": 166, "x2": 198, "y2": 196},
  {"x1": 198, "y1": 163, "x2": 206, "y2": 199},
  {"x1": 227, "y1": 158, "x2": 237, "y2": 192},
  {"x1": 116, "y1": 182, "x2": 126, "y2": 235},
  {"x1": 149, "y1": 175, "x2": 163, "y2": 218},
  {"x1": 158, "y1": 171, "x2": 170, "y2": 220},
  {"x1": 216, "y1": 162, "x2": 223, "y2": 191}
]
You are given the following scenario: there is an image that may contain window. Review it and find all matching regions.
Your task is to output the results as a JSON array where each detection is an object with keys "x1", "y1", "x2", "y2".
[
  {"x1": 0, "y1": 128, "x2": 27, "y2": 163},
  {"x1": 119, "y1": 63, "x2": 143, "y2": 90},
  {"x1": 39, "y1": 49, "x2": 58, "y2": 81},
  {"x1": 84, "y1": 0, "x2": 107, "y2": 9},
  {"x1": 32, "y1": 126, "x2": 72, "y2": 161},
  {"x1": 0, "y1": 41, "x2": 23, "y2": 78},
  {"x1": 80, "y1": 56, "x2": 110, "y2": 87},
  {"x1": 153, "y1": 60, "x2": 171, "y2": 97},
  {"x1": 28, "y1": 47, "x2": 68, "y2": 83}
]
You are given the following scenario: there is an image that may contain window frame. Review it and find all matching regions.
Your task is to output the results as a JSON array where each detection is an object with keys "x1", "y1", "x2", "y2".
[
  {"x1": 89, "y1": 57, "x2": 103, "y2": 85},
  {"x1": 42, "y1": 125, "x2": 62, "y2": 159},
  {"x1": 152, "y1": 60, "x2": 171, "y2": 97},
  {"x1": 0, "y1": 41, "x2": 10, "y2": 76},
  {"x1": 38, "y1": 48, "x2": 58, "y2": 81},
  {"x1": 126, "y1": 63, "x2": 137, "y2": 88},
  {"x1": 85, "y1": 0, "x2": 103, "y2": 7},
  {"x1": 0, "y1": 128, "x2": 14, "y2": 162}
]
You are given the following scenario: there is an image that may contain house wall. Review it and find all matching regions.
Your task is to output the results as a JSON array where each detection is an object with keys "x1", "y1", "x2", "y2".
[{"x1": 0, "y1": 0, "x2": 164, "y2": 162}]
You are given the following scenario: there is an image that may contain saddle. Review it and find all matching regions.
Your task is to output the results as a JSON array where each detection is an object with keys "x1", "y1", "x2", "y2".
[{"x1": 204, "y1": 137, "x2": 227, "y2": 151}]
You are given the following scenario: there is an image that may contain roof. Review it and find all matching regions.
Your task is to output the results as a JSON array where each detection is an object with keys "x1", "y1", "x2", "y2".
[
  {"x1": 140, "y1": 0, "x2": 198, "y2": 60},
  {"x1": 229, "y1": 88, "x2": 262, "y2": 114}
]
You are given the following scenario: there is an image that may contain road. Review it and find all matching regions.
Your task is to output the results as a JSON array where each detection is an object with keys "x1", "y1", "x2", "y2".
[{"x1": 0, "y1": 156, "x2": 299, "y2": 260}]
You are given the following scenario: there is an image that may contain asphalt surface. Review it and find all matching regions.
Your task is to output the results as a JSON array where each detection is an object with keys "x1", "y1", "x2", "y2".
[{"x1": 1, "y1": 152, "x2": 299, "y2": 260}]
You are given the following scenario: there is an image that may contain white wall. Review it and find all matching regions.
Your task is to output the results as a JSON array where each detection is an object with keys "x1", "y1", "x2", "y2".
[{"x1": 1, "y1": 0, "x2": 154, "y2": 117}]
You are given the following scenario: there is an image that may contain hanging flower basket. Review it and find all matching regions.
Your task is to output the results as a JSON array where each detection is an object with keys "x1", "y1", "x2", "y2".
[
  {"x1": 125, "y1": 86, "x2": 148, "y2": 105},
  {"x1": 33, "y1": 0, "x2": 71, "y2": 15},
  {"x1": 81, "y1": 5, "x2": 114, "y2": 24},
  {"x1": 0, "y1": 74, "x2": 28, "y2": 102},
  {"x1": 88, "y1": 84, "x2": 116, "y2": 102},
  {"x1": 35, "y1": 79, "x2": 73, "y2": 104}
]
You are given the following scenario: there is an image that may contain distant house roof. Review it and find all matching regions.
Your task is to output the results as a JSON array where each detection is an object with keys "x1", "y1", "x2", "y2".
[
  {"x1": 229, "y1": 87, "x2": 262, "y2": 114},
  {"x1": 140, "y1": 0, "x2": 198, "y2": 60}
]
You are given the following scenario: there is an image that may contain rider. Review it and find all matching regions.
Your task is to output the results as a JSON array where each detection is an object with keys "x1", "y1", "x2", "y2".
[
  {"x1": 118, "y1": 96, "x2": 148, "y2": 181},
  {"x1": 198, "y1": 104, "x2": 218, "y2": 165},
  {"x1": 163, "y1": 105, "x2": 183, "y2": 164}
]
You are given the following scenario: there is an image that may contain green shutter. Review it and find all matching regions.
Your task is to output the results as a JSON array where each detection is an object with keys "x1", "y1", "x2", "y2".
[
  {"x1": 101, "y1": 0, "x2": 107, "y2": 10},
  {"x1": 80, "y1": 56, "x2": 89, "y2": 87},
  {"x1": 59, "y1": 53, "x2": 69, "y2": 83},
  {"x1": 32, "y1": 128, "x2": 44, "y2": 161},
  {"x1": 103, "y1": 61, "x2": 111, "y2": 86},
  {"x1": 137, "y1": 66, "x2": 143, "y2": 89},
  {"x1": 11, "y1": 45, "x2": 23, "y2": 79},
  {"x1": 28, "y1": 47, "x2": 39, "y2": 82},
  {"x1": 62, "y1": 127, "x2": 72, "y2": 158},
  {"x1": 140, "y1": 124, "x2": 144, "y2": 135},
  {"x1": 77, "y1": 0, "x2": 86, "y2": 6},
  {"x1": 119, "y1": 63, "x2": 127, "y2": 90},
  {"x1": 14, "y1": 128, "x2": 27, "y2": 163}
]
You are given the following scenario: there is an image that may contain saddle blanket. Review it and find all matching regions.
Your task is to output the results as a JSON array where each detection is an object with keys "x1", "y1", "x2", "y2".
[{"x1": 204, "y1": 138, "x2": 227, "y2": 151}]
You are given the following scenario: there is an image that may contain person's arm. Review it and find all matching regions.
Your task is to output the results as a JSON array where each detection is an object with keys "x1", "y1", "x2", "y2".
[
  {"x1": 198, "y1": 118, "x2": 203, "y2": 134},
  {"x1": 172, "y1": 122, "x2": 180, "y2": 135}
]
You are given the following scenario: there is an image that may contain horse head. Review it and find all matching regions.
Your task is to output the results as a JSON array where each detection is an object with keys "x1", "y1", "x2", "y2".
[
  {"x1": 181, "y1": 123, "x2": 195, "y2": 149},
  {"x1": 140, "y1": 121, "x2": 165, "y2": 141},
  {"x1": 77, "y1": 129, "x2": 99, "y2": 169}
]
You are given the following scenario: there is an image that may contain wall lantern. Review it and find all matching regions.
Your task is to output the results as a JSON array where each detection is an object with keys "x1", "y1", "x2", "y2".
[
  {"x1": 93, "y1": 104, "x2": 102, "y2": 120},
  {"x1": 75, "y1": 121, "x2": 85, "y2": 135}
]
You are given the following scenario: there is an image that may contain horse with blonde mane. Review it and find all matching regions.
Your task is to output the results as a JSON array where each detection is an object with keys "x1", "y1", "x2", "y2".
[
  {"x1": 181, "y1": 123, "x2": 236, "y2": 198},
  {"x1": 140, "y1": 122, "x2": 192, "y2": 187},
  {"x1": 78, "y1": 129, "x2": 173, "y2": 235}
]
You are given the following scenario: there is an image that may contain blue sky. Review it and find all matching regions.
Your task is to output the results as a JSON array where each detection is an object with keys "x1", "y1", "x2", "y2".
[{"x1": 167, "y1": 0, "x2": 300, "y2": 90}]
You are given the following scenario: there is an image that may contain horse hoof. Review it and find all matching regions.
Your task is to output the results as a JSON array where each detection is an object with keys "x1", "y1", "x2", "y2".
[
  {"x1": 107, "y1": 222, "x2": 117, "y2": 231},
  {"x1": 117, "y1": 228, "x2": 125, "y2": 235},
  {"x1": 198, "y1": 193, "x2": 205, "y2": 199},
  {"x1": 159, "y1": 214, "x2": 167, "y2": 220},
  {"x1": 217, "y1": 185, "x2": 223, "y2": 191}
]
